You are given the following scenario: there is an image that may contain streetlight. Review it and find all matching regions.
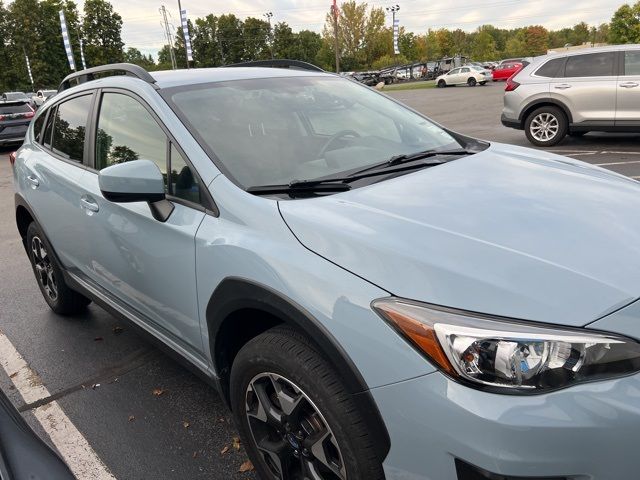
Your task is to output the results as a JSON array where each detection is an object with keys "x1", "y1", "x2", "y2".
[
  {"x1": 264, "y1": 11, "x2": 274, "y2": 59},
  {"x1": 386, "y1": 5, "x2": 400, "y2": 65}
]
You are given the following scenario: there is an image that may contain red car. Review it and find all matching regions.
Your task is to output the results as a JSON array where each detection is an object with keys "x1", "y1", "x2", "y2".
[{"x1": 492, "y1": 62, "x2": 522, "y2": 81}]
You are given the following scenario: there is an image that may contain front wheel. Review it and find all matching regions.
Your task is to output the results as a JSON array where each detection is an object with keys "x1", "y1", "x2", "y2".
[
  {"x1": 26, "y1": 222, "x2": 91, "y2": 315},
  {"x1": 524, "y1": 106, "x2": 568, "y2": 147},
  {"x1": 467, "y1": 77, "x2": 477, "y2": 87},
  {"x1": 437, "y1": 79, "x2": 447, "y2": 88},
  {"x1": 230, "y1": 326, "x2": 384, "y2": 480}
]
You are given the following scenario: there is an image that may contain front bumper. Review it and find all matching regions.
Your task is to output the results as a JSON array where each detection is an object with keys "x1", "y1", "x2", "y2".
[{"x1": 372, "y1": 370, "x2": 640, "y2": 479}]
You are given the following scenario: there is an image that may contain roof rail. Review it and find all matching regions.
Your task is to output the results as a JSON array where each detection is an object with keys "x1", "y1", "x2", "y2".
[
  {"x1": 58, "y1": 63, "x2": 156, "y2": 92},
  {"x1": 224, "y1": 59, "x2": 324, "y2": 72}
]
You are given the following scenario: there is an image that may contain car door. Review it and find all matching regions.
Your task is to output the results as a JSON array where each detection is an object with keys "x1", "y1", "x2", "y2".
[
  {"x1": 76, "y1": 90, "x2": 207, "y2": 355},
  {"x1": 550, "y1": 51, "x2": 617, "y2": 125},
  {"x1": 19, "y1": 93, "x2": 93, "y2": 269},
  {"x1": 459, "y1": 67, "x2": 471, "y2": 83},
  {"x1": 447, "y1": 68, "x2": 461, "y2": 85},
  {"x1": 616, "y1": 50, "x2": 640, "y2": 126}
]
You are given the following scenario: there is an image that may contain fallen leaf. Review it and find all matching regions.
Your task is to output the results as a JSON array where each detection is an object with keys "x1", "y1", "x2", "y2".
[
  {"x1": 8, "y1": 385, "x2": 15, "y2": 390},
  {"x1": 9, "y1": 372, "x2": 17, "y2": 379},
  {"x1": 239, "y1": 460, "x2": 254, "y2": 473},
  {"x1": 112, "y1": 326, "x2": 124, "y2": 335},
  {"x1": 220, "y1": 446, "x2": 229, "y2": 455},
  {"x1": 232, "y1": 437, "x2": 241, "y2": 450},
  {"x1": 192, "y1": 451, "x2": 198, "y2": 459},
  {"x1": 183, "y1": 421, "x2": 190, "y2": 429},
  {"x1": 91, "y1": 383, "x2": 100, "y2": 389},
  {"x1": 152, "y1": 388, "x2": 165, "y2": 396},
  {"x1": 128, "y1": 415, "x2": 135, "y2": 422},
  {"x1": 93, "y1": 337, "x2": 103, "y2": 342}
]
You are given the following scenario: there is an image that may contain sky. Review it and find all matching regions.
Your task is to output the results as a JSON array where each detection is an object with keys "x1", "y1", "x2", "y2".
[{"x1": 75, "y1": 0, "x2": 627, "y2": 58}]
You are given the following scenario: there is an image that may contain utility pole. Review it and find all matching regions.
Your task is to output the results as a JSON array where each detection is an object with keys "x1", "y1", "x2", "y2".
[
  {"x1": 160, "y1": 5, "x2": 177, "y2": 70},
  {"x1": 331, "y1": 0, "x2": 340, "y2": 73},
  {"x1": 264, "y1": 12, "x2": 274, "y2": 59},
  {"x1": 386, "y1": 5, "x2": 400, "y2": 66},
  {"x1": 177, "y1": 0, "x2": 189, "y2": 68}
]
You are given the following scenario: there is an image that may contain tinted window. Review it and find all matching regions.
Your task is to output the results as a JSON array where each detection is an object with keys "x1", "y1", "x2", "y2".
[
  {"x1": 461, "y1": 67, "x2": 470, "y2": 73},
  {"x1": 51, "y1": 95, "x2": 91, "y2": 162},
  {"x1": 42, "y1": 107, "x2": 55, "y2": 147},
  {"x1": 0, "y1": 103, "x2": 31, "y2": 114},
  {"x1": 96, "y1": 93, "x2": 167, "y2": 184},
  {"x1": 448, "y1": 69, "x2": 459, "y2": 75},
  {"x1": 169, "y1": 144, "x2": 200, "y2": 204},
  {"x1": 33, "y1": 112, "x2": 46, "y2": 142},
  {"x1": 624, "y1": 51, "x2": 640, "y2": 75},
  {"x1": 536, "y1": 58, "x2": 564, "y2": 78},
  {"x1": 564, "y1": 52, "x2": 614, "y2": 77}
]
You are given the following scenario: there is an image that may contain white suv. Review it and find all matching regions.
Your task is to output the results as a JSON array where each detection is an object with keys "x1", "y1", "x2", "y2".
[{"x1": 501, "y1": 45, "x2": 640, "y2": 146}]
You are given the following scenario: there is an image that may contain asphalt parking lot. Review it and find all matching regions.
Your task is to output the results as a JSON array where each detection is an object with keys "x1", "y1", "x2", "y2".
[{"x1": 2, "y1": 82, "x2": 640, "y2": 480}]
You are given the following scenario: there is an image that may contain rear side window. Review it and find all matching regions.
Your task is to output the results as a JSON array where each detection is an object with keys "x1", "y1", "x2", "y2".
[
  {"x1": 51, "y1": 95, "x2": 92, "y2": 162},
  {"x1": 95, "y1": 93, "x2": 168, "y2": 183},
  {"x1": 33, "y1": 112, "x2": 46, "y2": 142},
  {"x1": 0, "y1": 103, "x2": 31, "y2": 114},
  {"x1": 535, "y1": 58, "x2": 564, "y2": 78},
  {"x1": 564, "y1": 52, "x2": 614, "y2": 77},
  {"x1": 42, "y1": 107, "x2": 55, "y2": 147},
  {"x1": 624, "y1": 51, "x2": 640, "y2": 75}
]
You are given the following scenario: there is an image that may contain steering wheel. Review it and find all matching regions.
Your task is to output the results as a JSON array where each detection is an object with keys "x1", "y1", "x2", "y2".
[{"x1": 317, "y1": 130, "x2": 361, "y2": 167}]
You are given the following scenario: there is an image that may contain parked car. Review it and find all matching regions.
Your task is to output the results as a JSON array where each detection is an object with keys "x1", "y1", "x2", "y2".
[
  {"x1": 2, "y1": 92, "x2": 29, "y2": 102},
  {"x1": 0, "y1": 99, "x2": 34, "y2": 146},
  {"x1": 436, "y1": 65, "x2": 491, "y2": 87},
  {"x1": 13, "y1": 61, "x2": 640, "y2": 480},
  {"x1": 32, "y1": 89, "x2": 57, "y2": 108},
  {"x1": 502, "y1": 45, "x2": 640, "y2": 146},
  {"x1": 492, "y1": 62, "x2": 523, "y2": 81},
  {"x1": 0, "y1": 388, "x2": 75, "y2": 479},
  {"x1": 351, "y1": 71, "x2": 380, "y2": 86}
]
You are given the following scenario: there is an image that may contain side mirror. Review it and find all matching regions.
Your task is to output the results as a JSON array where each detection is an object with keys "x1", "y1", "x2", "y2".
[{"x1": 98, "y1": 159, "x2": 174, "y2": 222}]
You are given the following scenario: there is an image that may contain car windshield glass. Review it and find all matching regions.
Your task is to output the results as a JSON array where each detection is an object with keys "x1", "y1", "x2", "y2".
[{"x1": 165, "y1": 76, "x2": 461, "y2": 189}]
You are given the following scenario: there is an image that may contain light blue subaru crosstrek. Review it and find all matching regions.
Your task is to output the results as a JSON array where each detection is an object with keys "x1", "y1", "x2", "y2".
[{"x1": 12, "y1": 61, "x2": 640, "y2": 480}]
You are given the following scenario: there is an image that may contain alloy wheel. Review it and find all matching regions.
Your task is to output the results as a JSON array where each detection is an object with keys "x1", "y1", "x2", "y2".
[
  {"x1": 31, "y1": 236, "x2": 58, "y2": 301},
  {"x1": 530, "y1": 112, "x2": 559, "y2": 142},
  {"x1": 245, "y1": 372, "x2": 346, "y2": 480}
]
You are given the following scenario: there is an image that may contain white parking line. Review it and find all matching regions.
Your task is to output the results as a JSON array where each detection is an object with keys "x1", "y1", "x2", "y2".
[
  {"x1": 595, "y1": 160, "x2": 640, "y2": 166},
  {"x1": 0, "y1": 330, "x2": 116, "y2": 480}
]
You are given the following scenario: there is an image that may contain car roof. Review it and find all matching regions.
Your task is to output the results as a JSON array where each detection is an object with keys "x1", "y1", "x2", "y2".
[{"x1": 149, "y1": 67, "x2": 334, "y2": 89}]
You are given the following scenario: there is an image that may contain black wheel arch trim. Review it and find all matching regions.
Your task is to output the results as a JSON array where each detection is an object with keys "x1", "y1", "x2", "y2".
[
  {"x1": 519, "y1": 98, "x2": 573, "y2": 126},
  {"x1": 206, "y1": 276, "x2": 391, "y2": 462}
]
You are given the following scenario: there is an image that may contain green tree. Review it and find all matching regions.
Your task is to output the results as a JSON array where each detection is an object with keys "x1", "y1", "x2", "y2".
[
  {"x1": 290, "y1": 30, "x2": 323, "y2": 64},
  {"x1": 362, "y1": 6, "x2": 389, "y2": 66},
  {"x1": 192, "y1": 14, "x2": 222, "y2": 67},
  {"x1": 523, "y1": 25, "x2": 549, "y2": 56},
  {"x1": 610, "y1": 2, "x2": 640, "y2": 43},
  {"x1": 124, "y1": 47, "x2": 156, "y2": 70},
  {"x1": 82, "y1": 0, "x2": 123, "y2": 66},
  {"x1": 6, "y1": 0, "x2": 42, "y2": 89},
  {"x1": 243, "y1": 17, "x2": 271, "y2": 60},
  {"x1": 272, "y1": 21, "x2": 295, "y2": 58},
  {"x1": 217, "y1": 14, "x2": 244, "y2": 64},
  {"x1": 339, "y1": 0, "x2": 367, "y2": 61},
  {"x1": 471, "y1": 30, "x2": 497, "y2": 60}
]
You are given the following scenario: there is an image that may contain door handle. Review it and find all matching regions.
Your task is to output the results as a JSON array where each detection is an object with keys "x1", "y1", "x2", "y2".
[
  {"x1": 26, "y1": 175, "x2": 39, "y2": 188},
  {"x1": 80, "y1": 197, "x2": 99, "y2": 213},
  {"x1": 620, "y1": 82, "x2": 639, "y2": 88},
  {"x1": 554, "y1": 84, "x2": 572, "y2": 90}
]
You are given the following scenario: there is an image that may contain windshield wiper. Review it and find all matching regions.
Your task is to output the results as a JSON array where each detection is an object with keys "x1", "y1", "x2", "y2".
[
  {"x1": 247, "y1": 178, "x2": 351, "y2": 197},
  {"x1": 387, "y1": 148, "x2": 473, "y2": 166}
]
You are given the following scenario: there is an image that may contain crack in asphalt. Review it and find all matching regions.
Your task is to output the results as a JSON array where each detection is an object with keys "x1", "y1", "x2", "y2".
[{"x1": 18, "y1": 348, "x2": 159, "y2": 412}]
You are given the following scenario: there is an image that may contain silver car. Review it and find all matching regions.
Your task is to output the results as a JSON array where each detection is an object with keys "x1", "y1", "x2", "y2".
[{"x1": 501, "y1": 45, "x2": 640, "y2": 146}]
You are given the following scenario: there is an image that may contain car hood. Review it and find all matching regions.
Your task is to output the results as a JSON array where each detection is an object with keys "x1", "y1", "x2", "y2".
[{"x1": 279, "y1": 143, "x2": 640, "y2": 326}]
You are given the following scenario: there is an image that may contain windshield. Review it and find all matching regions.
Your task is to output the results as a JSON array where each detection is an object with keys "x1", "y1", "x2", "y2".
[{"x1": 166, "y1": 76, "x2": 461, "y2": 189}]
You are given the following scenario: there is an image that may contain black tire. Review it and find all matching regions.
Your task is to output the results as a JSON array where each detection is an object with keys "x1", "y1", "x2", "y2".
[
  {"x1": 26, "y1": 222, "x2": 91, "y2": 315},
  {"x1": 467, "y1": 77, "x2": 477, "y2": 87},
  {"x1": 479, "y1": 81, "x2": 487, "y2": 85},
  {"x1": 569, "y1": 131, "x2": 587, "y2": 137},
  {"x1": 437, "y1": 79, "x2": 446, "y2": 88},
  {"x1": 230, "y1": 326, "x2": 384, "y2": 480},
  {"x1": 524, "y1": 106, "x2": 568, "y2": 147}
]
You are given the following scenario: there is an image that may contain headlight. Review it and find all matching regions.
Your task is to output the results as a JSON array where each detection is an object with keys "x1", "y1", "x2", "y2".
[{"x1": 372, "y1": 298, "x2": 640, "y2": 393}]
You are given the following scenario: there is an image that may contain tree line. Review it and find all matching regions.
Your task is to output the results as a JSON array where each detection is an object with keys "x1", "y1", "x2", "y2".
[{"x1": 1, "y1": 0, "x2": 640, "y2": 92}]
